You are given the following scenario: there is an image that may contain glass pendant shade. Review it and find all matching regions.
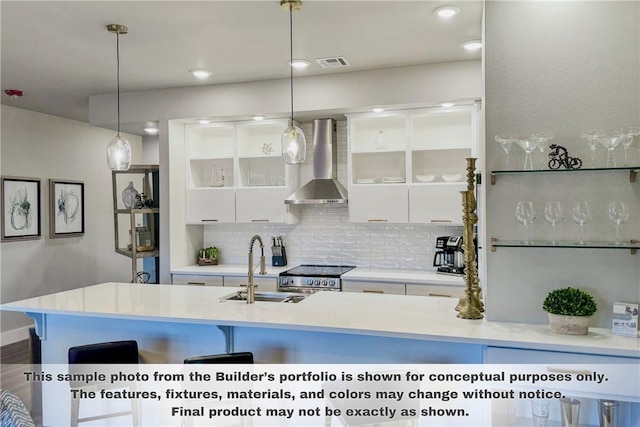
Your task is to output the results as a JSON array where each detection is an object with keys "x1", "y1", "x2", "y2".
[
  {"x1": 281, "y1": 119, "x2": 306, "y2": 164},
  {"x1": 106, "y1": 134, "x2": 132, "y2": 171}
]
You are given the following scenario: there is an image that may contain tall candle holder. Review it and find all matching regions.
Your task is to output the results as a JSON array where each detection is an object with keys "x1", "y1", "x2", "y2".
[{"x1": 455, "y1": 157, "x2": 485, "y2": 319}]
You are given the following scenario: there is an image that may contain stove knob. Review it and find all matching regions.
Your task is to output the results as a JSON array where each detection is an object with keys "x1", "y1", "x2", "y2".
[
  {"x1": 329, "y1": 279, "x2": 336, "y2": 287},
  {"x1": 321, "y1": 280, "x2": 328, "y2": 286},
  {"x1": 314, "y1": 279, "x2": 320, "y2": 286},
  {"x1": 306, "y1": 279, "x2": 313, "y2": 285}
]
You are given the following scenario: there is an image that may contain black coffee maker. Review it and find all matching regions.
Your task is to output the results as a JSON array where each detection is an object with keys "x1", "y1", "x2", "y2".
[{"x1": 433, "y1": 235, "x2": 465, "y2": 275}]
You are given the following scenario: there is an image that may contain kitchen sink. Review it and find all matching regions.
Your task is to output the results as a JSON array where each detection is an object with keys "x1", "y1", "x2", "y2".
[{"x1": 220, "y1": 291, "x2": 306, "y2": 304}]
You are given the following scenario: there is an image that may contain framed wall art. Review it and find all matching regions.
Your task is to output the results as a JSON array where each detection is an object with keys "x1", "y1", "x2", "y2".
[
  {"x1": 49, "y1": 179, "x2": 84, "y2": 238},
  {"x1": 1, "y1": 176, "x2": 41, "y2": 241}
]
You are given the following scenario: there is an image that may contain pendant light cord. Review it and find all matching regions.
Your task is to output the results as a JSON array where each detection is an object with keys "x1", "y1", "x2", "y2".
[
  {"x1": 116, "y1": 31, "x2": 121, "y2": 135},
  {"x1": 289, "y1": 5, "x2": 294, "y2": 124}
]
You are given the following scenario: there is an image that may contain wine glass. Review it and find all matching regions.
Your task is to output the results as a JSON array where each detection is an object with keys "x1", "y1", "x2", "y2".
[
  {"x1": 572, "y1": 201, "x2": 592, "y2": 245},
  {"x1": 597, "y1": 130, "x2": 625, "y2": 168},
  {"x1": 619, "y1": 126, "x2": 640, "y2": 166},
  {"x1": 543, "y1": 201, "x2": 564, "y2": 244},
  {"x1": 531, "y1": 132, "x2": 554, "y2": 169},
  {"x1": 495, "y1": 134, "x2": 518, "y2": 169},
  {"x1": 581, "y1": 129, "x2": 601, "y2": 168},
  {"x1": 608, "y1": 201, "x2": 629, "y2": 245},
  {"x1": 516, "y1": 139, "x2": 539, "y2": 170},
  {"x1": 515, "y1": 201, "x2": 536, "y2": 244}
]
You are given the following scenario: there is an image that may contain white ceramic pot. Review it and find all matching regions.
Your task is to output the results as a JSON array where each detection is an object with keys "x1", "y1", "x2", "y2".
[{"x1": 547, "y1": 312, "x2": 591, "y2": 335}]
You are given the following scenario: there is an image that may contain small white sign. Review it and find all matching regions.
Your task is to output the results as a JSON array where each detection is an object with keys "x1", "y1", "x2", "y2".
[{"x1": 612, "y1": 302, "x2": 638, "y2": 337}]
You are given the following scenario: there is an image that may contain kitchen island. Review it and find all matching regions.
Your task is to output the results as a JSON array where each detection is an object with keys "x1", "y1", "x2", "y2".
[
  {"x1": 2, "y1": 282, "x2": 638, "y2": 426},
  {"x1": 2, "y1": 282, "x2": 637, "y2": 364}
]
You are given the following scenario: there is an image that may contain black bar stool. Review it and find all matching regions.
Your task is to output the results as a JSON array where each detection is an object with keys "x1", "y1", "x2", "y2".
[
  {"x1": 183, "y1": 352, "x2": 254, "y2": 364},
  {"x1": 67, "y1": 340, "x2": 139, "y2": 427},
  {"x1": 182, "y1": 352, "x2": 254, "y2": 426}
]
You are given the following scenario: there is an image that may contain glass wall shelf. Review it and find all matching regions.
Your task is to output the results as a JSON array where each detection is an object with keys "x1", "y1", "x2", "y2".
[
  {"x1": 491, "y1": 238, "x2": 639, "y2": 254},
  {"x1": 490, "y1": 166, "x2": 639, "y2": 185}
]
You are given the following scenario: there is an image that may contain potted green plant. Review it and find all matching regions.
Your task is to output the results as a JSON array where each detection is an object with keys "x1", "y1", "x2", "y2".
[
  {"x1": 198, "y1": 246, "x2": 219, "y2": 266},
  {"x1": 543, "y1": 287, "x2": 597, "y2": 335}
]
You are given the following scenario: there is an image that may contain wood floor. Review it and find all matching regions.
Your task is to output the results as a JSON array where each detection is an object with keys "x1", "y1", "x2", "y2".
[{"x1": 0, "y1": 339, "x2": 42, "y2": 426}]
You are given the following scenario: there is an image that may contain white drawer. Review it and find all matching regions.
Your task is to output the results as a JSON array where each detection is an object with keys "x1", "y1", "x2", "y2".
[
  {"x1": 484, "y1": 346, "x2": 640, "y2": 401},
  {"x1": 405, "y1": 283, "x2": 465, "y2": 299},
  {"x1": 341, "y1": 280, "x2": 405, "y2": 295},
  {"x1": 223, "y1": 276, "x2": 277, "y2": 292},
  {"x1": 171, "y1": 274, "x2": 223, "y2": 287}
]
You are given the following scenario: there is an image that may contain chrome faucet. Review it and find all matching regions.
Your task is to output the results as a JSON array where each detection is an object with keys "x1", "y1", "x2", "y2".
[{"x1": 247, "y1": 235, "x2": 267, "y2": 304}]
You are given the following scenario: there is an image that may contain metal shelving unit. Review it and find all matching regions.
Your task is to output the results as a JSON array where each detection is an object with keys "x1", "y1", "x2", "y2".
[{"x1": 112, "y1": 165, "x2": 160, "y2": 283}]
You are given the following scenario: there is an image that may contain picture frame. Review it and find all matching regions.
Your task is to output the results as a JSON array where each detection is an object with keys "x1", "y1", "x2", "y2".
[
  {"x1": 1, "y1": 176, "x2": 41, "y2": 241},
  {"x1": 49, "y1": 179, "x2": 84, "y2": 238}
]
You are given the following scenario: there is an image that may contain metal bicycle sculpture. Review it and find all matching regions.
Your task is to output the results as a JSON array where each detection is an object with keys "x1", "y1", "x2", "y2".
[{"x1": 548, "y1": 144, "x2": 582, "y2": 170}]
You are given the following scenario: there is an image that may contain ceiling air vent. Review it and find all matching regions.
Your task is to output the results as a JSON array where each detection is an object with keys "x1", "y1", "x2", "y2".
[{"x1": 315, "y1": 56, "x2": 351, "y2": 69}]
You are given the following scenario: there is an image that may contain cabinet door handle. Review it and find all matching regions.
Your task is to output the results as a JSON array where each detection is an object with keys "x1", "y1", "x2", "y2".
[
  {"x1": 251, "y1": 219, "x2": 269, "y2": 223},
  {"x1": 430, "y1": 219, "x2": 452, "y2": 223},
  {"x1": 187, "y1": 281, "x2": 205, "y2": 286},
  {"x1": 546, "y1": 367, "x2": 592, "y2": 375},
  {"x1": 363, "y1": 289, "x2": 384, "y2": 294},
  {"x1": 428, "y1": 292, "x2": 452, "y2": 298},
  {"x1": 367, "y1": 219, "x2": 388, "y2": 223},
  {"x1": 201, "y1": 219, "x2": 218, "y2": 222}
]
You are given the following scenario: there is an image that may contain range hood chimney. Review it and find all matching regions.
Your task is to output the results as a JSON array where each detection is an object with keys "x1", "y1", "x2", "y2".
[{"x1": 285, "y1": 118, "x2": 348, "y2": 205}]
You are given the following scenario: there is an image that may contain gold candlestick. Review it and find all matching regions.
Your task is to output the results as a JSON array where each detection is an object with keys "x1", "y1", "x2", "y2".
[{"x1": 456, "y1": 158, "x2": 484, "y2": 319}]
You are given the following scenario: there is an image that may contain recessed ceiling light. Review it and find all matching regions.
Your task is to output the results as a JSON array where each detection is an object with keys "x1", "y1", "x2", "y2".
[
  {"x1": 461, "y1": 40, "x2": 483, "y2": 51},
  {"x1": 189, "y1": 69, "x2": 212, "y2": 79},
  {"x1": 433, "y1": 6, "x2": 460, "y2": 19},
  {"x1": 143, "y1": 127, "x2": 159, "y2": 134},
  {"x1": 289, "y1": 59, "x2": 311, "y2": 69},
  {"x1": 197, "y1": 119, "x2": 211, "y2": 124},
  {"x1": 371, "y1": 107, "x2": 385, "y2": 113},
  {"x1": 253, "y1": 115, "x2": 265, "y2": 121},
  {"x1": 440, "y1": 102, "x2": 454, "y2": 108}
]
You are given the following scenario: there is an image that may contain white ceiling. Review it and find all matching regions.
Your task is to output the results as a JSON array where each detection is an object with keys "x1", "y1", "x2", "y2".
[{"x1": 1, "y1": 1, "x2": 482, "y2": 134}]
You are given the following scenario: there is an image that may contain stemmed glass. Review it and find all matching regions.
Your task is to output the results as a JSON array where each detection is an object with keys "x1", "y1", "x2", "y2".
[
  {"x1": 543, "y1": 201, "x2": 564, "y2": 244},
  {"x1": 516, "y1": 139, "x2": 539, "y2": 171},
  {"x1": 515, "y1": 201, "x2": 536, "y2": 244},
  {"x1": 495, "y1": 134, "x2": 518, "y2": 169},
  {"x1": 531, "y1": 132, "x2": 554, "y2": 169},
  {"x1": 619, "y1": 127, "x2": 640, "y2": 166},
  {"x1": 572, "y1": 201, "x2": 591, "y2": 245},
  {"x1": 608, "y1": 201, "x2": 629, "y2": 245},
  {"x1": 597, "y1": 130, "x2": 625, "y2": 168},
  {"x1": 581, "y1": 129, "x2": 600, "y2": 168}
]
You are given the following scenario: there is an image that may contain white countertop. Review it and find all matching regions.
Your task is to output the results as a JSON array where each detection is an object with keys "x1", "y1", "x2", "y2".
[
  {"x1": 3, "y1": 282, "x2": 637, "y2": 358},
  {"x1": 171, "y1": 265, "x2": 464, "y2": 286}
]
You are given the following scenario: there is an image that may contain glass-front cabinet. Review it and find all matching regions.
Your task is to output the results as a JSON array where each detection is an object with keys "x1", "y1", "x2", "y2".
[
  {"x1": 185, "y1": 119, "x2": 299, "y2": 224},
  {"x1": 346, "y1": 104, "x2": 479, "y2": 224}
]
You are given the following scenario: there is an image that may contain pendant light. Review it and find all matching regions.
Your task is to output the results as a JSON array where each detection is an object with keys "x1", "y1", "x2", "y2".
[
  {"x1": 106, "y1": 24, "x2": 132, "y2": 171},
  {"x1": 280, "y1": 0, "x2": 306, "y2": 164}
]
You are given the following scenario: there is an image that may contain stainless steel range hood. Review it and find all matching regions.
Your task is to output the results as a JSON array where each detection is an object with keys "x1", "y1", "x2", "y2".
[{"x1": 285, "y1": 118, "x2": 348, "y2": 205}]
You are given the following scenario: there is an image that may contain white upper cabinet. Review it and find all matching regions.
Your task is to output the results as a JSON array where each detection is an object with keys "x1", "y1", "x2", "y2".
[
  {"x1": 185, "y1": 119, "x2": 299, "y2": 224},
  {"x1": 347, "y1": 104, "x2": 479, "y2": 224}
]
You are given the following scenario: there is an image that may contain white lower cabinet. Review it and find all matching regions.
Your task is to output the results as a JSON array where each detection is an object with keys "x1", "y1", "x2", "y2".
[
  {"x1": 405, "y1": 283, "x2": 465, "y2": 299},
  {"x1": 185, "y1": 188, "x2": 235, "y2": 224},
  {"x1": 171, "y1": 274, "x2": 223, "y2": 287},
  {"x1": 342, "y1": 280, "x2": 405, "y2": 295},
  {"x1": 484, "y1": 347, "x2": 640, "y2": 427},
  {"x1": 223, "y1": 276, "x2": 278, "y2": 292},
  {"x1": 348, "y1": 186, "x2": 408, "y2": 223},
  {"x1": 235, "y1": 187, "x2": 291, "y2": 223},
  {"x1": 409, "y1": 183, "x2": 467, "y2": 225}
]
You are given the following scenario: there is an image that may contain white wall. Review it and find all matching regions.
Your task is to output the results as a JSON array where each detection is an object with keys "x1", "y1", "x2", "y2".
[
  {"x1": 89, "y1": 61, "x2": 482, "y2": 127},
  {"x1": 0, "y1": 106, "x2": 143, "y2": 336},
  {"x1": 484, "y1": 1, "x2": 640, "y2": 328}
]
